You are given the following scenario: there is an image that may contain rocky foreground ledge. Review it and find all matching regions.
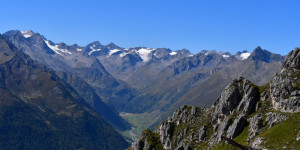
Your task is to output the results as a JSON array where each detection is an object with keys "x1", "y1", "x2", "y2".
[{"x1": 129, "y1": 48, "x2": 300, "y2": 150}]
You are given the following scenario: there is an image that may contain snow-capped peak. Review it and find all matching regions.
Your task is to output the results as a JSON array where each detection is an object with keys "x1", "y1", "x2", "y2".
[
  {"x1": 21, "y1": 30, "x2": 34, "y2": 38},
  {"x1": 240, "y1": 52, "x2": 251, "y2": 60}
]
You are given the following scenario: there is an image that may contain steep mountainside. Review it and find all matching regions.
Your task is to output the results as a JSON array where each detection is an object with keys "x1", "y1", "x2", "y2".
[
  {"x1": 131, "y1": 48, "x2": 300, "y2": 150},
  {"x1": 0, "y1": 35, "x2": 129, "y2": 149},
  {"x1": 3, "y1": 30, "x2": 133, "y2": 130},
  {"x1": 55, "y1": 71, "x2": 130, "y2": 130}
]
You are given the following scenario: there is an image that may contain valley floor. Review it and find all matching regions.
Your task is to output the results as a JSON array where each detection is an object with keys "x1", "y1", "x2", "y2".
[{"x1": 119, "y1": 111, "x2": 162, "y2": 143}]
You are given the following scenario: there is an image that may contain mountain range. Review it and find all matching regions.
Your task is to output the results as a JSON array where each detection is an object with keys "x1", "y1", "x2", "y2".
[
  {"x1": 1, "y1": 30, "x2": 287, "y2": 145},
  {"x1": 0, "y1": 34, "x2": 129, "y2": 149},
  {"x1": 130, "y1": 46, "x2": 300, "y2": 150}
]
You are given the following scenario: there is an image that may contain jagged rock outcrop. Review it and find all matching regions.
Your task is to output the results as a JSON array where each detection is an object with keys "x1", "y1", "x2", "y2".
[
  {"x1": 153, "y1": 106, "x2": 203, "y2": 149},
  {"x1": 265, "y1": 112, "x2": 288, "y2": 128},
  {"x1": 247, "y1": 114, "x2": 263, "y2": 141},
  {"x1": 212, "y1": 77, "x2": 260, "y2": 123},
  {"x1": 212, "y1": 118, "x2": 233, "y2": 143},
  {"x1": 131, "y1": 78, "x2": 262, "y2": 149},
  {"x1": 198, "y1": 125, "x2": 207, "y2": 142},
  {"x1": 269, "y1": 48, "x2": 300, "y2": 113},
  {"x1": 283, "y1": 47, "x2": 300, "y2": 69},
  {"x1": 227, "y1": 115, "x2": 247, "y2": 139}
]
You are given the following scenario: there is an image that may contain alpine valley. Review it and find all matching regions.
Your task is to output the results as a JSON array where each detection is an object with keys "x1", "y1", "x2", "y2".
[{"x1": 1, "y1": 30, "x2": 298, "y2": 149}]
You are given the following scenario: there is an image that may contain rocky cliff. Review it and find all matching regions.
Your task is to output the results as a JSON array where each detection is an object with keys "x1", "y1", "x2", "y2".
[{"x1": 130, "y1": 48, "x2": 300, "y2": 150}]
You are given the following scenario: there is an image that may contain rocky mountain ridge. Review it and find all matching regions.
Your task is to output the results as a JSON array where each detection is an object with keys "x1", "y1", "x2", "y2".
[
  {"x1": 3, "y1": 30, "x2": 135, "y2": 130},
  {"x1": 131, "y1": 48, "x2": 300, "y2": 150},
  {"x1": 0, "y1": 34, "x2": 129, "y2": 149}
]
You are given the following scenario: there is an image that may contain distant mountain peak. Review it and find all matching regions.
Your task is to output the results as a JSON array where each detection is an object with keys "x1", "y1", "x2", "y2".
[
  {"x1": 88, "y1": 41, "x2": 102, "y2": 47},
  {"x1": 250, "y1": 46, "x2": 278, "y2": 63},
  {"x1": 254, "y1": 46, "x2": 262, "y2": 50},
  {"x1": 20, "y1": 30, "x2": 35, "y2": 38},
  {"x1": 106, "y1": 42, "x2": 120, "y2": 50},
  {"x1": 177, "y1": 48, "x2": 192, "y2": 55}
]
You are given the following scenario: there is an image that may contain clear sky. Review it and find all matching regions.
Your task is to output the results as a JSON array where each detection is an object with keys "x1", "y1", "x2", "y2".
[{"x1": 1, "y1": 0, "x2": 299, "y2": 55}]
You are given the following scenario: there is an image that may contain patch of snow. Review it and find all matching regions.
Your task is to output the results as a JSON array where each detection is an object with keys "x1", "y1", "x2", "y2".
[
  {"x1": 222, "y1": 54, "x2": 230, "y2": 58},
  {"x1": 137, "y1": 48, "x2": 154, "y2": 62},
  {"x1": 240, "y1": 52, "x2": 251, "y2": 60},
  {"x1": 76, "y1": 48, "x2": 82, "y2": 51},
  {"x1": 119, "y1": 52, "x2": 128, "y2": 57},
  {"x1": 170, "y1": 51, "x2": 177, "y2": 55},
  {"x1": 108, "y1": 49, "x2": 121, "y2": 56},
  {"x1": 44, "y1": 40, "x2": 72, "y2": 55},
  {"x1": 88, "y1": 45, "x2": 101, "y2": 55},
  {"x1": 21, "y1": 30, "x2": 33, "y2": 38},
  {"x1": 188, "y1": 54, "x2": 193, "y2": 57}
]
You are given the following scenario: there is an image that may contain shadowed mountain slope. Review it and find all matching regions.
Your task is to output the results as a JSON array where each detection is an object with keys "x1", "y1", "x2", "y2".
[{"x1": 0, "y1": 34, "x2": 129, "y2": 150}]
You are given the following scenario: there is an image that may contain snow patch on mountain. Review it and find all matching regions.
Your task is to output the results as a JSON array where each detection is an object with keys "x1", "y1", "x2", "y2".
[
  {"x1": 170, "y1": 51, "x2": 177, "y2": 55},
  {"x1": 222, "y1": 54, "x2": 230, "y2": 58},
  {"x1": 137, "y1": 48, "x2": 155, "y2": 62},
  {"x1": 240, "y1": 52, "x2": 251, "y2": 60},
  {"x1": 88, "y1": 44, "x2": 101, "y2": 55},
  {"x1": 108, "y1": 49, "x2": 121, "y2": 56},
  {"x1": 44, "y1": 40, "x2": 72, "y2": 55},
  {"x1": 119, "y1": 52, "x2": 128, "y2": 57},
  {"x1": 21, "y1": 31, "x2": 33, "y2": 38}
]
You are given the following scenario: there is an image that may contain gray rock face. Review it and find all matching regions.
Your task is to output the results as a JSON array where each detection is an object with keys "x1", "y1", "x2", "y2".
[
  {"x1": 269, "y1": 70, "x2": 300, "y2": 112},
  {"x1": 247, "y1": 114, "x2": 263, "y2": 141},
  {"x1": 227, "y1": 115, "x2": 247, "y2": 139},
  {"x1": 198, "y1": 125, "x2": 207, "y2": 142},
  {"x1": 157, "y1": 121, "x2": 174, "y2": 149},
  {"x1": 212, "y1": 118, "x2": 233, "y2": 143},
  {"x1": 154, "y1": 106, "x2": 202, "y2": 149},
  {"x1": 168, "y1": 106, "x2": 201, "y2": 125},
  {"x1": 265, "y1": 112, "x2": 288, "y2": 128},
  {"x1": 132, "y1": 140, "x2": 145, "y2": 150},
  {"x1": 212, "y1": 77, "x2": 260, "y2": 123},
  {"x1": 269, "y1": 47, "x2": 300, "y2": 113},
  {"x1": 283, "y1": 48, "x2": 300, "y2": 69}
]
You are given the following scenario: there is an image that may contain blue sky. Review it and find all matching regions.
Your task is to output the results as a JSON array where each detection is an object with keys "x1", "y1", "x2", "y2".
[{"x1": 1, "y1": 0, "x2": 299, "y2": 55}]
